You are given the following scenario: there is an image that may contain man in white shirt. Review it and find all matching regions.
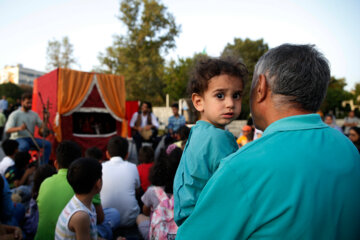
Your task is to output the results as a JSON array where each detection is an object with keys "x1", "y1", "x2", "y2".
[
  {"x1": 0, "y1": 139, "x2": 18, "y2": 175},
  {"x1": 130, "y1": 101, "x2": 159, "y2": 151},
  {"x1": 100, "y1": 136, "x2": 140, "y2": 227},
  {"x1": 343, "y1": 111, "x2": 359, "y2": 136}
]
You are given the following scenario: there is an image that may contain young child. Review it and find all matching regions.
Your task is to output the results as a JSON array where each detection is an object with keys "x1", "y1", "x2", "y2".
[
  {"x1": 137, "y1": 147, "x2": 182, "y2": 240},
  {"x1": 0, "y1": 139, "x2": 19, "y2": 176},
  {"x1": 55, "y1": 157, "x2": 102, "y2": 240},
  {"x1": 173, "y1": 56, "x2": 248, "y2": 225},
  {"x1": 137, "y1": 146, "x2": 155, "y2": 192}
]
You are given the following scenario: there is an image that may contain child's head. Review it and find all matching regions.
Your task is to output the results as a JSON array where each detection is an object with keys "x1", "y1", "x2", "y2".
[
  {"x1": 177, "y1": 125, "x2": 190, "y2": 141},
  {"x1": 149, "y1": 147, "x2": 182, "y2": 194},
  {"x1": 32, "y1": 165, "x2": 57, "y2": 198},
  {"x1": 67, "y1": 157, "x2": 102, "y2": 195},
  {"x1": 189, "y1": 57, "x2": 248, "y2": 129},
  {"x1": 138, "y1": 146, "x2": 154, "y2": 164},
  {"x1": 107, "y1": 136, "x2": 128, "y2": 159},
  {"x1": 1, "y1": 139, "x2": 19, "y2": 157},
  {"x1": 85, "y1": 147, "x2": 103, "y2": 162},
  {"x1": 56, "y1": 141, "x2": 82, "y2": 169},
  {"x1": 14, "y1": 151, "x2": 31, "y2": 170}
]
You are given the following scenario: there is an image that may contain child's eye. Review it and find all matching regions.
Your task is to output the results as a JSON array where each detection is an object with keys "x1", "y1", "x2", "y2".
[
  {"x1": 216, "y1": 93, "x2": 225, "y2": 99},
  {"x1": 233, "y1": 92, "x2": 241, "y2": 99}
]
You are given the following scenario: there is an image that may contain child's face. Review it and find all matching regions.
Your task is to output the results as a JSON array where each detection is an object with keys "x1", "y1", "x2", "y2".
[{"x1": 193, "y1": 74, "x2": 243, "y2": 129}]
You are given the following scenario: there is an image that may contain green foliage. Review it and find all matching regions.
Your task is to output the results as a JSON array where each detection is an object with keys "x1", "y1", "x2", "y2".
[
  {"x1": 320, "y1": 77, "x2": 353, "y2": 116},
  {"x1": 46, "y1": 36, "x2": 77, "y2": 71},
  {"x1": 221, "y1": 38, "x2": 269, "y2": 119},
  {"x1": 0, "y1": 83, "x2": 23, "y2": 102},
  {"x1": 163, "y1": 53, "x2": 206, "y2": 103},
  {"x1": 98, "y1": 0, "x2": 180, "y2": 105}
]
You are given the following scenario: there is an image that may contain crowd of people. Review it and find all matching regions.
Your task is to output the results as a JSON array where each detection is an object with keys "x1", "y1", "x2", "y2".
[{"x1": 1, "y1": 43, "x2": 360, "y2": 240}]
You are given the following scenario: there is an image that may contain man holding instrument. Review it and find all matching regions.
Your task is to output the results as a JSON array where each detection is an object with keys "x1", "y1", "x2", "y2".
[{"x1": 5, "y1": 92, "x2": 51, "y2": 164}]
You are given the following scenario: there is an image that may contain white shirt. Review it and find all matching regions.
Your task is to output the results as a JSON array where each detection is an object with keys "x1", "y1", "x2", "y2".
[
  {"x1": 0, "y1": 156, "x2": 14, "y2": 176},
  {"x1": 100, "y1": 156, "x2": 140, "y2": 226},
  {"x1": 129, "y1": 112, "x2": 159, "y2": 129}
]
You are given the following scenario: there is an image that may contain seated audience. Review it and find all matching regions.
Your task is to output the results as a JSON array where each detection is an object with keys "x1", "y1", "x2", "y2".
[
  {"x1": 35, "y1": 141, "x2": 82, "y2": 240},
  {"x1": 137, "y1": 146, "x2": 155, "y2": 192},
  {"x1": 4, "y1": 152, "x2": 34, "y2": 189},
  {"x1": 22, "y1": 164, "x2": 57, "y2": 239},
  {"x1": 324, "y1": 114, "x2": 343, "y2": 133},
  {"x1": 0, "y1": 140, "x2": 19, "y2": 176},
  {"x1": 55, "y1": 158, "x2": 102, "y2": 240},
  {"x1": 349, "y1": 126, "x2": 360, "y2": 153},
  {"x1": 343, "y1": 111, "x2": 359, "y2": 136},
  {"x1": 101, "y1": 136, "x2": 140, "y2": 227},
  {"x1": 85, "y1": 146, "x2": 104, "y2": 163},
  {"x1": 137, "y1": 147, "x2": 182, "y2": 240}
]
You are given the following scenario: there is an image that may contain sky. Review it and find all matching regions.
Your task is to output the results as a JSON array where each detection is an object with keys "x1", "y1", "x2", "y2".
[{"x1": 0, "y1": 0, "x2": 359, "y2": 90}]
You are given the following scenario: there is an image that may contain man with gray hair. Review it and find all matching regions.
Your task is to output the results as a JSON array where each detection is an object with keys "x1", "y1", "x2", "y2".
[{"x1": 176, "y1": 44, "x2": 360, "y2": 239}]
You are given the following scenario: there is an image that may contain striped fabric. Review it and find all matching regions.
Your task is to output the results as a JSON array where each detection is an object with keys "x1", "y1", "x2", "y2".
[{"x1": 55, "y1": 195, "x2": 98, "y2": 240}]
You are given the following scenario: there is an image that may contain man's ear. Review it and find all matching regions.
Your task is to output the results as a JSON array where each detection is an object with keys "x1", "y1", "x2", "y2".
[
  {"x1": 192, "y1": 93, "x2": 204, "y2": 112},
  {"x1": 105, "y1": 151, "x2": 110, "y2": 160},
  {"x1": 254, "y1": 74, "x2": 269, "y2": 103},
  {"x1": 54, "y1": 159, "x2": 59, "y2": 170}
]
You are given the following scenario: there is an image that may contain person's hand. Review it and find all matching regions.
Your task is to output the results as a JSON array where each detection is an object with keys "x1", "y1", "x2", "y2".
[
  {"x1": 13, "y1": 226, "x2": 22, "y2": 240},
  {"x1": 25, "y1": 166, "x2": 36, "y2": 175},
  {"x1": 144, "y1": 125, "x2": 152, "y2": 130},
  {"x1": 19, "y1": 123, "x2": 26, "y2": 131}
]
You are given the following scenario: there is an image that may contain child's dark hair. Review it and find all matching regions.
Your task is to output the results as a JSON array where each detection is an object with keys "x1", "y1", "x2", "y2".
[
  {"x1": 14, "y1": 151, "x2": 31, "y2": 169},
  {"x1": 178, "y1": 125, "x2": 190, "y2": 141},
  {"x1": 138, "y1": 146, "x2": 154, "y2": 164},
  {"x1": 85, "y1": 147, "x2": 103, "y2": 161},
  {"x1": 1, "y1": 139, "x2": 19, "y2": 156},
  {"x1": 148, "y1": 147, "x2": 182, "y2": 194},
  {"x1": 188, "y1": 56, "x2": 248, "y2": 96},
  {"x1": 67, "y1": 158, "x2": 102, "y2": 194},
  {"x1": 32, "y1": 165, "x2": 57, "y2": 198},
  {"x1": 107, "y1": 136, "x2": 128, "y2": 158},
  {"x1": 56, "y1": 141, "x2": 82, "y2": 169}
]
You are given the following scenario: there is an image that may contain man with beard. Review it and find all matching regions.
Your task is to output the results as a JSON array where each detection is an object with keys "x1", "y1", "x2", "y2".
[
  {"x1": 5, "y1": 92, "x2": 51, "y2": 164},
  {"x1": 176, "y1": 44, "x2": 360, "y2": 239}
]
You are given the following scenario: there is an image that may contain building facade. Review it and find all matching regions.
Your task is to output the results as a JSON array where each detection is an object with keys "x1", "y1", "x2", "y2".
[{"x1": 0, "y1": 64, "x2": 45, "y2": 86}]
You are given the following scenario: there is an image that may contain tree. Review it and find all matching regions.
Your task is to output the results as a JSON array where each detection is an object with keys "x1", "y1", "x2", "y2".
[
  {"x1": 98, "y1": 0, "x2": 180, "y2": 105},
  {"x1": 0, "y1": 83, "x2": 23, "y2": 104},
  {"x1": 320, "y1": 77, "x2": 353, "y2": 117},
  {"x1": 221, "y1": 38, "x2": 269, "y2": 119},
  {"x1": 46, "y1": 36, "x2": 77, "y2": 71},
  {"x1": 163, "y1": 53, "x2": 206, "y2": 103}
]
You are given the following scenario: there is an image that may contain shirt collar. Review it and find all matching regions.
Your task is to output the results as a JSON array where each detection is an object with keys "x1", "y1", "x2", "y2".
[
  {"x1": 110, "y1": 156, "x2": 124, "y2": 162},
  {"x1": 263, "y1": 113, "x2": 327, "y2": 137}
]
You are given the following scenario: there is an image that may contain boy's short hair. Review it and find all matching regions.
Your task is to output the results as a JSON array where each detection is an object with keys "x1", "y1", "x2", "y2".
[
  {"x1": 171, "y1": 103, "x2": 179, "y2": 109},
  {"x1": 85, "y1": 147, "x2": 103, "y2": 161},
  {"x1": 14, "y1": 151, "x2": 31, "y2": 169},
  {"x1": 188, "y1": 56, "x2": 248, "y2": 96},
  {"x1": 107, "y1": 136, "x2": 128, "y2": 159},
  {"x1": 67, "y1": 158, "x2": 102, "y2": 194},
  {"x1": 56, "y1": 141, "x2": 82, "y2": 169},
  {"x1": 138, "y1": 146, "x2": 154, "y2": 164},
  {"x1": 1, "y1": 139, "x2": 19, "y2": 156}
]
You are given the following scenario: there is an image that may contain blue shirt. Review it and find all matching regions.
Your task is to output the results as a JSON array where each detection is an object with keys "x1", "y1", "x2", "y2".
[
  {"x1": 168, "y1": 115, "x2": 186, "y2": 133},
  {"x1": 173, "y1": 120, "x2": 238, "y2": 226},
  {"x1": 177, "y1": 114, "x2": 360, "y2": 239}
]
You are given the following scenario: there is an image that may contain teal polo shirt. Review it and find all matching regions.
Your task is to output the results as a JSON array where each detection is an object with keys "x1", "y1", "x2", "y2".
[{"x1": 177, "y1": 114, "x2": 360, "y2": 239}]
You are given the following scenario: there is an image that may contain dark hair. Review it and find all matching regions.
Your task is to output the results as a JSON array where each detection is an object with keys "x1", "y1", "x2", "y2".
[
  {"x1": 149, "y1": 147, "x2": 182, "y2": 194},
  {"x1": 85, "y1": 147, "x2": 103, "y2": 161},
  {"x1": 171, "y1": 103, "x2": 179, "y2": 109},
  {"x1": 253, "y1": 44, "x2": 330, "y2": 112},
  {"x1": 67, "y1": 158, "x2": 102, "y2": 194},
  {"x1": 56, "y1": 141, "x2": 82, "y2": 169},
  {"x1": 32, "y1": 165, "x2": 57, "y2": 198},
  {"x1": 1, "y1": 139, "x2": 19, "y2": 156},
  {"x1": 21, "y1": 92, "x2": 32, "y2": 101},
  {"x1": 107, "y1": 136, "x2": 128, "y2": 158},
  {"x1": 139, "y1": 101, "x2": 152, "y2": 112},
  {"x1": 138, "y1": 146, "x2": 154, "y2": 164},
  {"x1": 14, "y1": 151, "x2": 31, "y2": 169},
  {"x1": 350, "y1": 127, "x2": 360, "y2": 143},
  {"x1": 178, "y1": 125, "x2": 190, "y2": 141},
  {"x1": 188, "y1": 56, "x2": 248, "y2": 96}
]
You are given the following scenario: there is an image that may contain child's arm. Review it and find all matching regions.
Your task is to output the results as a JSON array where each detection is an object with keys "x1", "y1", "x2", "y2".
[
  {"x1": 142, "y1": 204, "x2": 151, "y2": 216},
  {"x1": 68, "y1": 211, "x2": 91, "y2": 240},
  {"x1": 14, "y1": 166, "x2": 36, "y2": 187}
]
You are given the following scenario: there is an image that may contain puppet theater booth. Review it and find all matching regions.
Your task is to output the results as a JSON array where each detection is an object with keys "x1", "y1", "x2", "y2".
[{"x1": 32, "y1": 68, "x2": 128, "y2": 158}]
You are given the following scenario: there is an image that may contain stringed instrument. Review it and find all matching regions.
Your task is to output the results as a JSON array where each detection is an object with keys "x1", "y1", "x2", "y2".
[{"x1": 38, "y1": 93, "x2": 53, "y2": 137}]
